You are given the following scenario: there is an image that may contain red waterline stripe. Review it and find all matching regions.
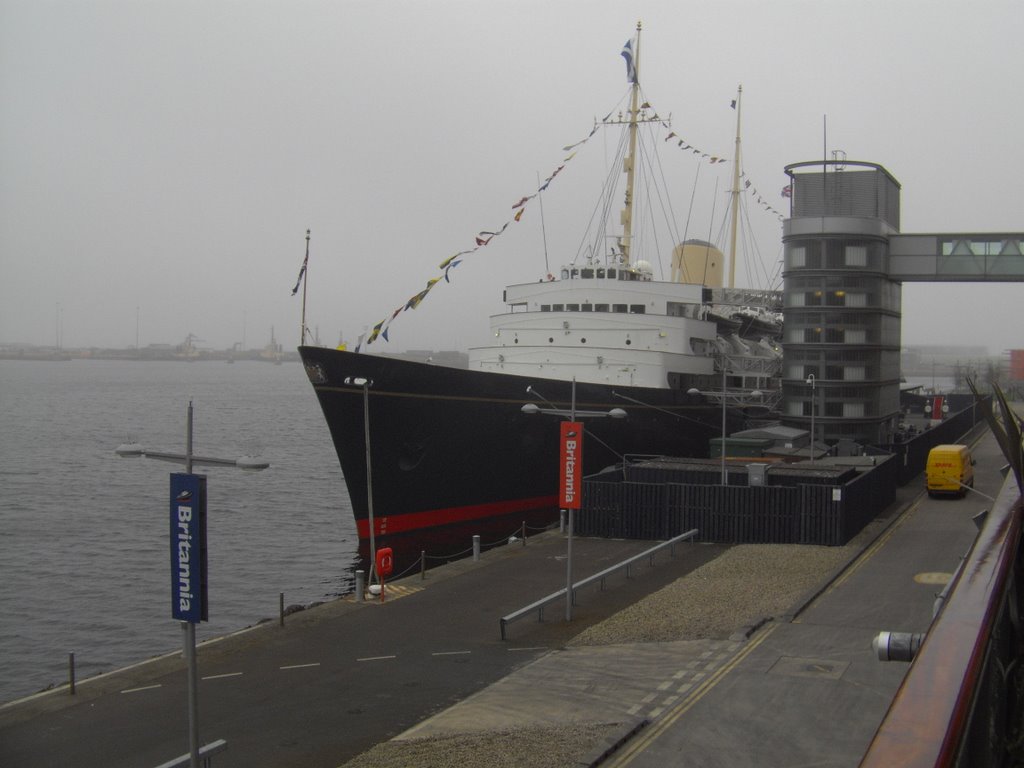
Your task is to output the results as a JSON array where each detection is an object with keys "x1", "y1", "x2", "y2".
[{"x1": 355, "y1": 495, "x2": 557, "y2": 538}]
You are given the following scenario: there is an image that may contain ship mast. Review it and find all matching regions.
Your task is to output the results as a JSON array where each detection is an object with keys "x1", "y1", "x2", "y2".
[
  {"x1": 727, "y1": 84, "x2": 742, "y2": 289},
  {"x1": 620, "y1": 21, "x2": 642, "y2": 268}
]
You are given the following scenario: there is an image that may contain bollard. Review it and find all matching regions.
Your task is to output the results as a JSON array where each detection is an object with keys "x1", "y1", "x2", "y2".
[
  {"x1": 69, "y1": 652, "x2": 75, "y2": 696},
  {"x1": 279, "y1": 592, "x2": 284, "y2": 627},
  {"x1": 473, "y1": 535, "x2": 481, "y2": 561},
  {"x1": 420, "y1": 551, "x2": 426, "y2": 580},
  {"x1": 355, "y1": 569, "x2": 365, "y2": 602},
  {"x1": 521, "y1": 521, "x2": 526, "y2": 546},
  {"x1": 560, "y1": 509, "x2": 565, "y2": 533}
]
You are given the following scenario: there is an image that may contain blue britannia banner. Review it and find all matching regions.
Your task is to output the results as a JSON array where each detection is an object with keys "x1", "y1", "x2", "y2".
[{"x1": 170, "y1": 473, "x2": 208, "y2": 623}]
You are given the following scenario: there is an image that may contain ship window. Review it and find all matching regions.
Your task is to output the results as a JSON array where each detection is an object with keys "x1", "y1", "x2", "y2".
[
  {"x1": 607, "y1": 268, "x2": 617, "y2": 279},
  {"x1": 629, "y1": 304, "x2": 645, "y2": 314},
  {"x1": 581, "y1": 303, "x2": 593, "y2": 312},
  {"x1": 541, "y1": 305, "x2": 551, "y2": 311},
  {"x1": 596, "y1": 268, "x2": 606, "y2": 278},
  {"x1": 561, "y1": 268, "x2": 570, "y2": 279},
  {"x1": 570, "y1": 268, "x2": 580, "y2": 279},
  {"x1": 626, "y1": 338, "x2": 632, "y2": 345},
  {"x1": 581, "y1": 268, "x2": 595, "y2": 279},
  {"x1": 552, "y1": 304, "x2": 564, "y2": 311},
  {"x1": 548, "y1": 337, "x2": 554, "y2": 343},
  {"x1": 595, "y1": 303, "x2": 609, "y2": 312},
  {"x1": 566, "y1": 303, "x2": 580, "y2": 311},
  {"x1": 613, "y1": 304, "x2": 628, "y2": 313},
  {"x1": 580, "y1": 338, "x2": 587, "y2": 343}
]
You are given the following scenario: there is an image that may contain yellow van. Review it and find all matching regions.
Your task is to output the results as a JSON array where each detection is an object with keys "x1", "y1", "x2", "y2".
[{"x1": 926, "y1": 444, "x2": 975, "y2": 497}]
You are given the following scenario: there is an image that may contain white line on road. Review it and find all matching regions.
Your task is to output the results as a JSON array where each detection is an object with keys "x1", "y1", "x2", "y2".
[
  {"x1": 280, "y1": 663, "x2": 321, "y2": 670},
  {"x1": 120, "y1": 684, "x2": 162, "y2": 694},
  {"x1": 357, "y1": 655, "x2": 396, "y2": 662},
  {"x1": 431, "y1": 651, "x2": 471, "y2": 656},
  {"x1": 202, "y1": 672, "x2": 243, "y2": 680},
  {"x1": 507, "y1": 647, "x2": 547, "y2": 652}
]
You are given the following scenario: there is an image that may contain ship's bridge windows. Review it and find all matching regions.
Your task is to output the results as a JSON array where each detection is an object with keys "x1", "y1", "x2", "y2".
[
  {"x1": 629, "y1": 304, "x2": 646, "y2": 314},
  {"x1": 595, "y1": 303, "x2": 609, "y2": 312},
  {"x1": 607, "y1": 268, "x2": 617, "y2": 279},
  {"x1": 581, "y1": 303, "x2": 593, "y2": 312},
  {"x1": 552, "y1": 303, "x2": 564, "y2": 311},
  {"x1": 596, "y1": 268, "x2": 606, "y2": 278},
  {"x1": 570, "y1": 268, "x2": 580, "y2": 279},
  {"x1": 540, "y1": 305, "x2": 551, "y2": 311},
  {"x1": 613, "y1": 304, "x2": 628, "y2": 313},
  {"x1": 561, "y1": 268, "x2": 570, "y2": 279},
  {"x1": 581, "y1": 268, "x2": 595, "y2": 279},
  {"x1": 566, "y1": 303, "x2": 580, "y2": 311}
]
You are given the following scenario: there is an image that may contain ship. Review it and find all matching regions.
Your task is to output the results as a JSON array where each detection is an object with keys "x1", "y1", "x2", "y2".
[{"x1": 299, "y1": 24, "x2": 782, "y2": 569}]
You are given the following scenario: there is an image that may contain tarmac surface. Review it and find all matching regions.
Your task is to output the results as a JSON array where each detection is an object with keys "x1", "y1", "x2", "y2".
[{"x1": 0, "y1": 426, "x2": 1006, "y2": 768}]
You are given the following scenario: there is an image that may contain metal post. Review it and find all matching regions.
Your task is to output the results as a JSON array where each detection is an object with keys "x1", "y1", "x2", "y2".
[
  {"x1": 183, "y1": 402, "x2": 199, "y2": 768},
  {"x1": 472, "y1": 534, "x2": 481, "y2": 561},
  {"x1": 355, "y1": 569, "x2": 364, "y2": 602},
  {"x1": 420, "y1": 551, "x2": 426, "y2": 580},
  {"x1": 807, "y1": 374, "x2": 816, "y2": 464},
  {"x1": 279, "y1": 593, "x2": 284, "y2": 627},
  {"x1": 363, "y1": 381, "x2": 377, "y2": 585},
  {"x1": 721, "y1": 365, "x2": 727, "y2": 485},
  {"x1": 560, "y1": 509, "x2": 565, "y2": 533},
  {"x1": 68, "y1": 652, "x2": 75, "y2": 695},
  {"x1": 521, "y1": 521, "x2": 526, "y2": 546},
  {"x1": 184, "y1": 622, "x2": 199, "y2": 768},
  {"x1": 566, "y1": 378, "x2": 576, "y2": 622}
]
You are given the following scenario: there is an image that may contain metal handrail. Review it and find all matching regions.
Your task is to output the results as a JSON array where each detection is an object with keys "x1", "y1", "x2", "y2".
[{"x1": 499, "y1": 529, "x2": 698, "y2": 640}]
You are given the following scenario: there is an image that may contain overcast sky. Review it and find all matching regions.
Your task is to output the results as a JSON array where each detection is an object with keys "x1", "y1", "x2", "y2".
[{"x1": 1, "y1": 0, "x2": 1021, "y2": 357}]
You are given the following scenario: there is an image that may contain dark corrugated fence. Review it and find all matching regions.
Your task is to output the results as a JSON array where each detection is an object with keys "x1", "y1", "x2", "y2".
[
  {"x1": 578, "y1": 454, "x2": 899, "y2": 546},
  {"x1": 578, "y1": 400, "x2": 985, "y2": 547}
]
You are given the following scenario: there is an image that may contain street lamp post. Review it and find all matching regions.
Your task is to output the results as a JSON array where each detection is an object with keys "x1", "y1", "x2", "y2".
[
  {"x1": 806, "y1": 374, "x2": 816, "y2": 464},
  {"x1": 687, "y1": 375, "x2": 762, "y2": 486},
  {"x1": 115, "y1": 401, "x2": 268, "y2": 768},
  {"x1": 521, "y1": 379, "x2": 626, "y2": 621}
]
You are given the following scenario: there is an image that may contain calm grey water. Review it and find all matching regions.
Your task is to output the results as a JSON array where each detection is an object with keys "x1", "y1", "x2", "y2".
[{"x1": 0, "y1": 359, "x2": 357, "y2": 704}]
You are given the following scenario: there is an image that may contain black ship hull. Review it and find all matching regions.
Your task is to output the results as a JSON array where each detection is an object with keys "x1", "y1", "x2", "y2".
[{"x1": 299, "y1": 346, "x2": 725, "y2": 568}]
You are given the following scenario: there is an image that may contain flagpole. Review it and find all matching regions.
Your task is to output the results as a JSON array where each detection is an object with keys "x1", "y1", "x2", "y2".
[{"x1": 300, "y1": 229, "x2": 310, "y2": 345}]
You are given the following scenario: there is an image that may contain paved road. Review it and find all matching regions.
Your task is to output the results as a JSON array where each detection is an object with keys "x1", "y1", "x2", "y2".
[{"x1": 0, "y1": 532, "x2": 724, "y2": 767}]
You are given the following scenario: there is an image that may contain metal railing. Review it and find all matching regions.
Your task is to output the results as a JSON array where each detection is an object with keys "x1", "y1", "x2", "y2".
[{"x1": 499, "y1": 529, "x2": 698, "y2": 640}]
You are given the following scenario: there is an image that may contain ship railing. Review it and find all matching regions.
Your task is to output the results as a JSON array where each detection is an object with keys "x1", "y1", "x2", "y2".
[{"x1": 499, "y1": 529, "x2": 698, "y2": 640}]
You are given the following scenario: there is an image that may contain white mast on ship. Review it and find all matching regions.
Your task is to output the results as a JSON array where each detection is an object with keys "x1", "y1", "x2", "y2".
[
  {"x1": 728, "y1": 85, "x2": 743, "y2": 290},
  {"x1": 619, "y1": 21, "x2": 641, "y2": 268}
]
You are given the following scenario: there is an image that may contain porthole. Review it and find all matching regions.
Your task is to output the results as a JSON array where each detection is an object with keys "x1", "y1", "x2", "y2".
[
  {"x1": 581, "y1": 338, "x2": 587, "y2": 343},
  {"x1": 626, "y1": 339, "x2": 632, "y2": 345},
  {"x1": 549, "y1": 337, "x2": 554, "y2": 343},
  {"x1": 514, "y1": 338, "x2": 519, "y2": 344}
]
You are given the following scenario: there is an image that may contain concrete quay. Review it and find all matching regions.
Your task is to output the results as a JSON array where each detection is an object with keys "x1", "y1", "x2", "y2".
[{"x1": 1, "y1": 427, "x2": 1004, "y2": 767}]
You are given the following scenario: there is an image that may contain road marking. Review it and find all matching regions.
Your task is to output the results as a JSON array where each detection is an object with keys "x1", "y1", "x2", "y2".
[
  {"x1": 202, "y1": 672, "x2": 243, "y2": 680},
  {"x1": 120, "y1": 684, "x2": 162, "y2": 694},
  {"x1": 507, "y1": 646, "x2": 547, "y2": 652},
  {"x1": 280, "y1": 663, "x2": 320, "y2": 670},
  {"x1": 606, "y1": 623, "x2": 780, "y2": 767},
  {"x1": 357, "y1": 655, "x2": 396, "y2": 662},
  {"x1": 431, "y1": 651, "x2": 471, "y2": 657}
]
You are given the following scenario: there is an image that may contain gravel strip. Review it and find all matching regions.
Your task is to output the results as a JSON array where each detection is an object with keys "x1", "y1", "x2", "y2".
[
  {"x1": 569, "y1": 542, "x2": 853, "y2": 646},
  {"x1": 338, "y1": 542, "x2": 855, "y2": 767},
  {"x1": 339, "y1": 722, "x2": 620, "y2": 768}
]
